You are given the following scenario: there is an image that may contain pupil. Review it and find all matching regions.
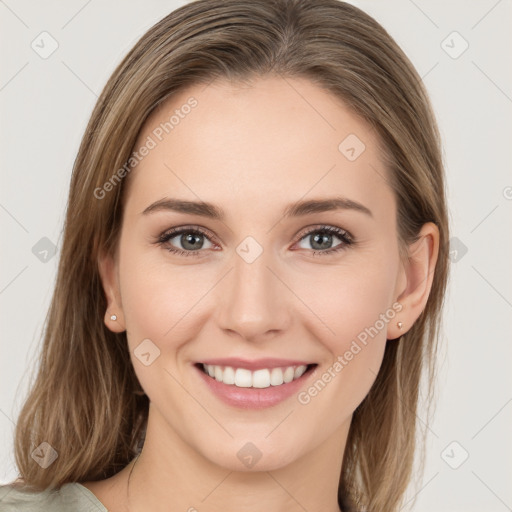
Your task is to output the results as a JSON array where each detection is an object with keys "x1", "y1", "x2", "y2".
[
  {"x1": 312, "y1": 233, "x2": 332, "y2": 250},
  {"x1": 182, "y1": 233, "x2": 203, "y2": 250}
]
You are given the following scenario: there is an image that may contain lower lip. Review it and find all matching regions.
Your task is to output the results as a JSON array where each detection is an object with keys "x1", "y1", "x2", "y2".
[{"x1": 195, "y1": 364, "x2": 316, "y2": 410}]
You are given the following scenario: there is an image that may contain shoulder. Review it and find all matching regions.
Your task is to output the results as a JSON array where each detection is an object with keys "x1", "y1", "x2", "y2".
[{"x1": 0, "y1": 482, "x2": 108, "y2": 511}]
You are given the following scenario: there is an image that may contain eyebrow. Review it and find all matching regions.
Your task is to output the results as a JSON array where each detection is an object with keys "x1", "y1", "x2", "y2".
[{"x1": 141, "y1": 196, "x2": 373, "y2": 219}]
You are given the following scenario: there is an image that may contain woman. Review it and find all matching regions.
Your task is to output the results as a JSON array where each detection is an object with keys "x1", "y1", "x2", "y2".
[{"x1": 0, "y1": 0, "x2": 449, "y2": 510}]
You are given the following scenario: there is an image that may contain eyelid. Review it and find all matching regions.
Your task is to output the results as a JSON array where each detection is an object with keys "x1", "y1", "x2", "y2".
[
  {"x1": 294, "y1": 224, "x2": 353, "y2": 243},
  {"x1": 157, "y1": 225, "x2": 218, "y2": 244}
]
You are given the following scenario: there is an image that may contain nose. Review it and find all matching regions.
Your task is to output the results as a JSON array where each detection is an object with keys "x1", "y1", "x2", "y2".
[{"x1": 214, "y1": 247, "x2": 291, "y2": 342}]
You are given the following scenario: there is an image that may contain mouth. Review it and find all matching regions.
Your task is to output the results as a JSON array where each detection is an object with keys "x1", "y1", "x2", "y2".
[
  {"x1": 195, "y1": 362, "x2": 318, "y2": 389},
  {"x1": 193, "y1": 361, "x2": 318, "y2": 409}
]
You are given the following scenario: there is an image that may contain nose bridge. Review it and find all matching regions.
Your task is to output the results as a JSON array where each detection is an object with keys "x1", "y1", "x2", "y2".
[{"x1": 216, "y1": 241, "x2": 288, "y2": 340}]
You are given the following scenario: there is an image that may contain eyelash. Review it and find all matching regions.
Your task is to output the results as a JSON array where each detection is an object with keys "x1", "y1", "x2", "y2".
[{"x1": 155, "y1": 225, "x2": 354, "y2": 258}]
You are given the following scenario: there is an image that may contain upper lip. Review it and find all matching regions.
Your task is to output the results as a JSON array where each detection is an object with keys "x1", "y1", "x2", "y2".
[{"x1": 198, "y1": 358, "x2": 315, "y2": 371}]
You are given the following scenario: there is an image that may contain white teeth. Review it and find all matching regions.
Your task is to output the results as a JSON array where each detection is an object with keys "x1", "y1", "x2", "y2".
[
  {"x1": 234, "y1": 368, "x2": 252, "y2": 387},
  {"x1": 283, "y1": 367, "x2": 295, "y2": 383},
  {"x1": 270, "y1": 367, "x2": 284, "y2": 386},
  {"x1": 252, "y1": 369, "x2": 270, "y2": 388},
  {"x1": 294, "y1": 366, "x2": 307, "y2": 379},
  {"x1": 202, "y1": 364, "x2": 309, "y2": 388},
  {"x1": 223, "y1": 366, "x2": 235, "y2": 385}
]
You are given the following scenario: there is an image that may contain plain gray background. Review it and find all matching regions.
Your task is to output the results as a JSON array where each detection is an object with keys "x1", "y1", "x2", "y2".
[{"x1": 1, "y1": 1, "x2": 511, "y2": 511}]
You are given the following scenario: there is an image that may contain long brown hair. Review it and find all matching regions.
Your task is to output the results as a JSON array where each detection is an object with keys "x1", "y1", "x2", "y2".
[{"x1": 8, "y1": 1, "x2": 449, "y2": 510}]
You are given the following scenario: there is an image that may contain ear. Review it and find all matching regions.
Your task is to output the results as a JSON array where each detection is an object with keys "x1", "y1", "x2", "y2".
[
  {"x1": 97, "y1": 249, "x2": 126, "y2": 333},
  {"x1": 387, "y1": 222, "x2": 440, "y2": 340}
]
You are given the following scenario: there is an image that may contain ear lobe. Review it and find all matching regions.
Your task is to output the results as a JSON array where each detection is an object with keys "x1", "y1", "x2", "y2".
[
  {"x1": 97, "y1": 250, "x2": 126, "y2": 332},
  {"x1": 388, "y1": 222, "x2": 439, "y2": 339}
]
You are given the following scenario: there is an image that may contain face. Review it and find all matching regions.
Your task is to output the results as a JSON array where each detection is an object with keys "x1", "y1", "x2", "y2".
[{"x1": 102, "y1": 76, "x2": 410, "y2": 472}]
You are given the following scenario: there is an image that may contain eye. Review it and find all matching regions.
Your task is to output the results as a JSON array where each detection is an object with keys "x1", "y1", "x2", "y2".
[
  {"x1": 293, "y1": 225, "x2": 354, "y2": 256},
  {"x1": 155, "y1": 224, "x2": 354, "y2": 258},
  {"x1": 156, "y1": 226, "x2": 216, "y2": 257}
]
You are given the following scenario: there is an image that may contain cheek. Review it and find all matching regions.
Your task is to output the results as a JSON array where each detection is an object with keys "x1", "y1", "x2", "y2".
[
  {"x1": 293, "y1": 265, "x2": 396, "y2": 429},
  {"x1": 296, "y1": 252, "x2": 399, "y2": 353},
  {"x1": 117, "y1": 242, "x2": 222, "y2": 379},
  {"x1": 119, "y1": 252, "x2": 198, "y2": 342},
  {"x1": 291, "y1": 252, "x2": 399, "y2": 414},
  {"x1": 116, "y1": 237, "x2": 173, "y2": 351},
  {"x1": 117, "y1": 247, "x2": 205, "y2": 405}
]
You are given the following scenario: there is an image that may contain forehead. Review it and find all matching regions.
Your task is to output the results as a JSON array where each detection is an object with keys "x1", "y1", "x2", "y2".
[{"x1": 124, "y1": 76, "x2": 394, "y2": 220}]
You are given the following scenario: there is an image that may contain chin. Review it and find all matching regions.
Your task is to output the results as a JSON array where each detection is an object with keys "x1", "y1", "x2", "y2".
[{"x1": 201, "y1": 435, "x2": 303, "y2": 472}]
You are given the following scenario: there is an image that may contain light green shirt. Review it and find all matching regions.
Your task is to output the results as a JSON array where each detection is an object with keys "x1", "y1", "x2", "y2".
[{"x1": 0, "y1": 482, "x2": 107, "y2": 511}]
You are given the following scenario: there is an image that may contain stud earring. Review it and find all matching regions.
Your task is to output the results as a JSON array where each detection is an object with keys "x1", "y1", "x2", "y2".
[
  {"x1": 397, "y1": 321, "x2": 403, "y2": 330},
  {"x1": 110, "y1": 314, "x2": 117, "y2": 321}
]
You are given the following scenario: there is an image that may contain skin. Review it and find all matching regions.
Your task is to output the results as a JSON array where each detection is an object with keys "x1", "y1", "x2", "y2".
[{"x1": 83, "y1": 76, "x2": 439, "y2": 512}]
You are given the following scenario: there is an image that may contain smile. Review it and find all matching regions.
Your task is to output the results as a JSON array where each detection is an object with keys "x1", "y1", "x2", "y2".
[
  {"x1": 194, "y1": 361, "x2": 318, "y2": 409},
  {"x1": 200, "y1": 363, "x2": 311, "y2": 388}
]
